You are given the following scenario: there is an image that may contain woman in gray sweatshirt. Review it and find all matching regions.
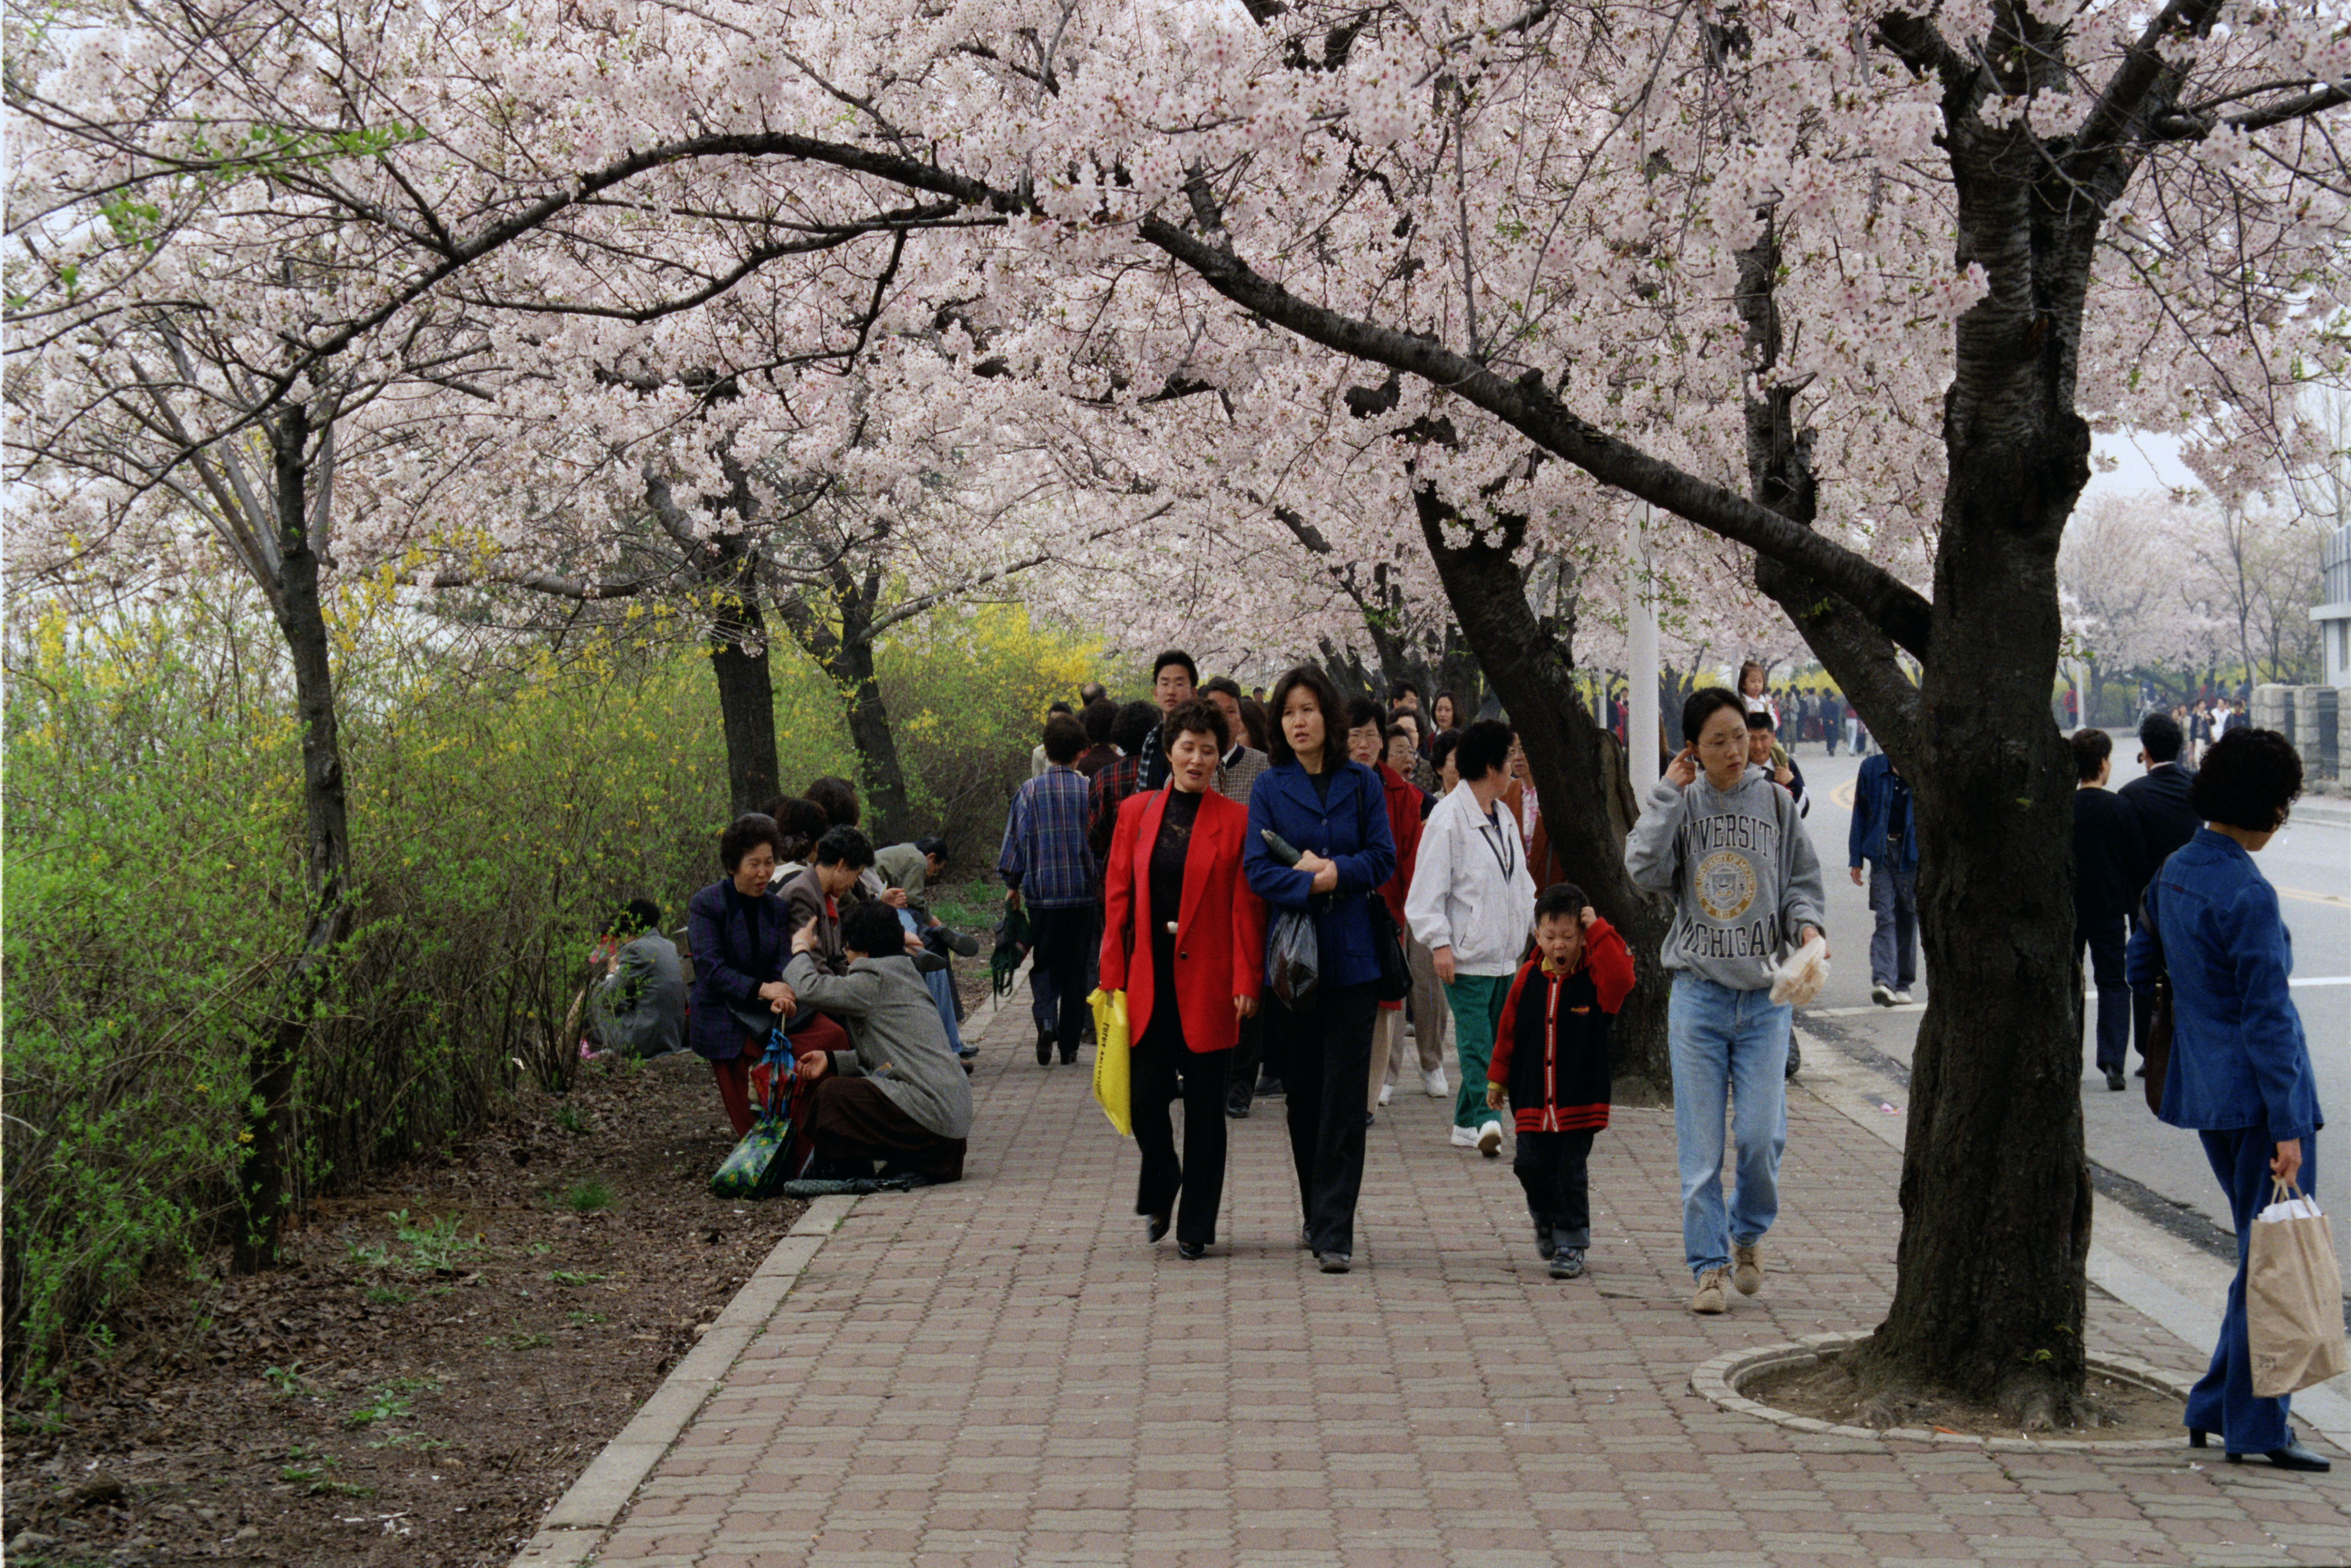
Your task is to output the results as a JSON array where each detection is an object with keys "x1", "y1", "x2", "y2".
[{"x1": 1624, "y1": 687, "x2": 1827, "y2": 1315}]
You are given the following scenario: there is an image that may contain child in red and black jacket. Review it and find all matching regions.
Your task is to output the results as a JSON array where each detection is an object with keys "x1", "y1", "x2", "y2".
[{"x1": 1486, "y1": 882, "x2": 1636, "y2": 1279}]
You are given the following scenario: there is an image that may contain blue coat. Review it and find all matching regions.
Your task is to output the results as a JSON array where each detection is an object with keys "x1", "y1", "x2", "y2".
[
  {"x1": 685, "y1": 879, "x2": 792, "y2": 1061},
  {"x1": 1242, "y1": 760, "x2": 1398, "y2": 991},
  {"x1": 1846, "y1": 754, "x2": 1921, "y2": 875},
  {"x1": 2126, "y1": 830, "x2": 2322, "y2": 1142}
]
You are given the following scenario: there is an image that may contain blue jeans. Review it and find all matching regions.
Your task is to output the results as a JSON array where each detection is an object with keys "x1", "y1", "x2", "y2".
[
  {"x1": 1867, "y1": 860, "x2": 1917, "y2": 989},
  {"x1": 2191, "y1": 1123, "x2": 2318, "y2": 1454},
  {"x1": 1669, "y1": 972, "x2": 1791, "y2": 1279},
  {"x1": 898, "y1": 910, "x2": 964, "y2": 1053}
]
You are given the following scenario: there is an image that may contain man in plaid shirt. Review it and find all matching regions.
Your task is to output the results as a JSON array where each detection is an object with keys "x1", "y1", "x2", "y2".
[{"x1": 1000, "y1": 711, "x2": 1099, "y2": 1066}]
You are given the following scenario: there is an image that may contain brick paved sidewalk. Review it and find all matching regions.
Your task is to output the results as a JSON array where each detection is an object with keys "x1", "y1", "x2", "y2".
[{"x1": 521, "y1": 997, "x2": 2350, "y2": 1568}]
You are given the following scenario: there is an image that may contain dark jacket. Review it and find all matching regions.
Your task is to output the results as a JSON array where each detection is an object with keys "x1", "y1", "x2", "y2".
[
  {"x1": 2071, "y1": 786, "x2": 2147, "y2": 929},
  {"x1": 778, "y1": 864, "x2": 847, "y2": 975},
  {"x1": 2126, "y1": 830, "x2": 2321, "y2": 1141},
  {"x1": 1487, "y1": 919, "x2": 1637, "y2": 1134},
  {"x1": 1846, "y1": 754, "x2": 1920, "y2": 875},
  {"x1": 685, "y1": 880, "x2": 792, "y2": 1060},
  {"x1": 2118, "y1": 761, "x2": 2200, "y2": 898},
  {"x1": 1242, "y1": 759, "x2": 1398, "y2": 992}
]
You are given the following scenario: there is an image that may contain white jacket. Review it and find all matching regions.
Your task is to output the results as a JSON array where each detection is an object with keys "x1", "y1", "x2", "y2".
[{"x1": 1405, "y1": 782, "x2": 1539, "y2": 976}]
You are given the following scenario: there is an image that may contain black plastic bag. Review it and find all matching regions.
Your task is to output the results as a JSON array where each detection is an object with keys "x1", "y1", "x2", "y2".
[{"x1": 1268, "y1": 908, "x2": 1320, "y2": 1012}]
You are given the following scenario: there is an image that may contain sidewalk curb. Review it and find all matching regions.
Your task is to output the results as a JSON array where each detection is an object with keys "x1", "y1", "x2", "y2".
[
  {"x1": 505, "y1": 1192, "x2": 860, "y2": 1568},
  {"x1": 1792, "y1": 1024, "x2": 2351, "y2": 1454}
]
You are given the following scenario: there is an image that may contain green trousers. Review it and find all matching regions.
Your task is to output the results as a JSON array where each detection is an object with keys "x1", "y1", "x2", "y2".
[{"x1": 1445, "y1": 972, "x2": 1513, "y2": 1130}]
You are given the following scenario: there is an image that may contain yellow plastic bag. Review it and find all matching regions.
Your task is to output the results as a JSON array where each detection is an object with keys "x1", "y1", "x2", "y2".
[{"x1": 1087, "y1": 988, "x2": 1132, "y2": 1137}]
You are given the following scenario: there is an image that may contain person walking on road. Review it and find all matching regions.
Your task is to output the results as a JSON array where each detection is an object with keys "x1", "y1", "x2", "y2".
[
  {"x1": 1847, "y1": 748, "x2": 1920, "y2": 1007},
  {"x1": 2127, "y1": 728, "x2": 2328, "y2": 1475},
  {"x1": 1243, "y1": 666, "x2": 1397, "y2": 1274},
  {"x1": 2071, "y1": 730, "x2": 2146, "y2": 1091},
  {"x1": 1132, "y1": 650, "x2": 1198, "y2": 792},
  {"x1": 999, "y1": 711, "x2": 1098, "y2": 1066},
  {"x1": 1406, "y1": 719, "x2": 1539, "y2": 1159},
  {"x1": 1100, "y1": 699, "x2": 1265, "y2": 1259},
  {"x1": 1625, "y1": 688, "x2": 1827, "y2": 1315},
  {"x1": 2120, "y1": 711, "x2": 2201, "y2": 1072}
]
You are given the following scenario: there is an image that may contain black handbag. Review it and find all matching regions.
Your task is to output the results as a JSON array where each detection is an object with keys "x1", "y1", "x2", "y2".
[
  {"x1": 1367, "y1": 898, "x2": 1414, "y2": 1004},
  {"x1": 2136, "y1": 880, "x2": 2173, "y2": 1117}
]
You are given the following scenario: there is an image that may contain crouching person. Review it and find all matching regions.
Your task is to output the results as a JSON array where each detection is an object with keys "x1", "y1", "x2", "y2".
[
  {"x1": 782, "y1": 900, "x2": 975, "y2": 1183},
  {"x1": 1486, "y1": 884, "x2": 1635, "y2": 1280}
]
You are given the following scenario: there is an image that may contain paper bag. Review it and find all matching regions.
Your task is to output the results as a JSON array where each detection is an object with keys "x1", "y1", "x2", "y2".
[
  {"x1": 1088, "y1": 988, "x2": 1132, "y2": 1137},
  {"x1": 2247, "y1": 1180, "x2": 2349, "y2": 1398}
]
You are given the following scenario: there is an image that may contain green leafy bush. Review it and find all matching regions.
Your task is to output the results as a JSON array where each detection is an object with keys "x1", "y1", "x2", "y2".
[{"x1": 2, "y1": 580, "x2": 1101, "y2": 1396}]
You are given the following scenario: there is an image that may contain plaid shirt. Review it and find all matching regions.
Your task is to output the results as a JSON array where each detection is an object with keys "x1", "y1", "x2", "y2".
[
  {"x1": 999, "y1": 765, "x2": 1097, "y2": 908},
  {"x1": 1087, "y1": 754, "x2": 1142, "y2": 866}
]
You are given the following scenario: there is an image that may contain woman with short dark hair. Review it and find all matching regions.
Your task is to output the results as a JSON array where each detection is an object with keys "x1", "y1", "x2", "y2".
[
  {"x1": 806, "y1": 776, "x2": 861, "y2": 828},
  {"x1": 2130, "y1": 727, "x2": 2327, "y2": 1472},
  {"x1": 1100, "y1": 699, "x2": 1265, "y2": 1258},
  {"x1": 687, "y1": 814, "x2": 796, "y2": 1135},
  {"x1": 1244, "y1": 665, "x2": 1398, "y2": 1273}
]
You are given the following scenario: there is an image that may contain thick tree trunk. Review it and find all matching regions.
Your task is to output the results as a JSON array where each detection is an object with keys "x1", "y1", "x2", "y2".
[
  {"x1": 1410, "y1": 488, "x2": 1674, "y2": 1094},
  {"x1": 829, "y1": 598, "x2": 915, "y2": 843},
  {"x1": 708, "y1": 560, "x2": 781, "y2": 815},
  {"x1": 235, "y1": 407, "x2": 354, "y2": 1274}
]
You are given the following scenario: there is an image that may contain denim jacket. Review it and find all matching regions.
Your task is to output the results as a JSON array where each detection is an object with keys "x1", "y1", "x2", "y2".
[
  {"x1": 1243, "y1": 760, "x2": 1398, "y2": 991},
  {"x1": 2126, "y1": 829, "x2": 2322, "y2": 1141}
]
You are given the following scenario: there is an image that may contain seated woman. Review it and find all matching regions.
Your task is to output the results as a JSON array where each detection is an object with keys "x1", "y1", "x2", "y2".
[
  {"x1": 784, "y1": 899, "x2": 976, "y2": 1183},
  {"x1": 585, "y1": 898, "x2": 687, "y2": 1059},
  {"x1": 1100, "y1": 699, "x2": 1265, "y2": 1258},
  {"x1": 685, "y1": 814, "x2": 797, "y2": 1136}
]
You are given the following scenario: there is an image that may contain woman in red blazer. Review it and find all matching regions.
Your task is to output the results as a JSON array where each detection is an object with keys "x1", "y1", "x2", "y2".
[{"x1": 1100, "y1": 699, "x2": 1266, "y2": 1259}]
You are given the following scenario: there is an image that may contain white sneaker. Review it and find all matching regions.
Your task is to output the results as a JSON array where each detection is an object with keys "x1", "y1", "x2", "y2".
[
  {"x1": 1448, "y1": 1124, "x2": 1479, "y2": 1149},
  {"x1": 1870, "y1": 982, "x2": 1895, "y2": 1007},
  {"x1": 1377, "y1": 1082, "x2": 1393, "y2": 1106},
  {"x1": 1422, "y1": 1068, "x2": 1449, "y2": 1098},
  {"x1": 1892, "y1": 989, "x2": 1914, "y2": 1005},
  {"x1": 1477, "y1": 1122, "x2": 1504, "y2": 1159}
]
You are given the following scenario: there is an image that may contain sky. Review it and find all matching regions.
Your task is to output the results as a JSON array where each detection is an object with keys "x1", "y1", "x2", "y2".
[{"x1": 2084, "y1": 428, "x2": 2198, "y2": 502}]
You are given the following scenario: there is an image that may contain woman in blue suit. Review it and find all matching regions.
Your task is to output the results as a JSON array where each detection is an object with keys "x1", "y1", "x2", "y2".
[
  {"x1": 2127, "y1": 727, "x2": 2327, "y2": 1473},
  {"x1": 1243, "y1": 665, "x2": 1397, "y2": 1274}
]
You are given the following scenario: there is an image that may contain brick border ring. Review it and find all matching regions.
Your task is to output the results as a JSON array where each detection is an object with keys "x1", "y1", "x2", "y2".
[{"x1": 1690, "y1": 1330, "x2": 2199, "y2": 1452}]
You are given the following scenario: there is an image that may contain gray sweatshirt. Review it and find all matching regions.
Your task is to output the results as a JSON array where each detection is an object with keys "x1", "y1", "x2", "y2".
[{"x1": 1623, "y1": 764, "x2": 1827, "y2": 992}]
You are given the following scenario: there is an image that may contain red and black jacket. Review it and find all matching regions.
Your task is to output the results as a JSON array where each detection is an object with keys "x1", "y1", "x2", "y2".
[{"x1": 1487, "y1": 919, "x2": 1635, "y2": 1134}]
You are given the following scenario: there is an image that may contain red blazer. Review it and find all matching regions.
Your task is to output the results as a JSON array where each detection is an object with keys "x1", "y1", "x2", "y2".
[{"x1": 1098, "y1": 786, "x2": 1266, "y2": 1054}]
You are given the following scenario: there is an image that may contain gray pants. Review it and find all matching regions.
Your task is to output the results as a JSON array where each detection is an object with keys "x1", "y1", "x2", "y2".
[
  {"x1": 1867, "y1": 861, "x2": 1918, "y2": 990},
  {"x1": 1384, "y1": 933, "x2": 1450, "y2": 1085}
]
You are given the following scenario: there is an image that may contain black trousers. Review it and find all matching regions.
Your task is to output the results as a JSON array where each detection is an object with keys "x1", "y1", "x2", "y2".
[
  {"x1": 1130, "y1": 1007, "x2": 1231, "y2": 1246},
  {"x1": 1027, "y1": 903, "x2": 1094, "y2": 1056},
  {"x1": 1225, "y1": 1011, "x2": 1263, "y2": 1110},
  {"x1": 1514, "y1": 1129, "x2": 1596, "y2": 1250},
  {"x1": 1276, "y1": 982, "x2": 1378, "y2": 1255},
  {"x1": 2077, "y1": 917, "x2": 2130, "y2": 1073}
]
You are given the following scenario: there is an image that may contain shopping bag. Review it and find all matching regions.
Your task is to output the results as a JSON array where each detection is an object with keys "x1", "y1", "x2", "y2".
[
  {"x1": 1088, "y1": 988, "x2": 1132, "y2": 1137},
  {"x1": 2247, "y1": 1179, "x2": 2349, "y2": 1397},
  {"x1": 1769, "y1": 933, "x2": 1829, "y2": 1007},
  {"x1": 1267, "y1": 908, "x2": 1320, "y2": 1012},
  {"x1": 711, "y1": 1031, "x2": 797, "y2": 1200}
]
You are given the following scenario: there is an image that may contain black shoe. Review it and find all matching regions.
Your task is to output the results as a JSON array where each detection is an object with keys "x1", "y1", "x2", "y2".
[
  {"x1": 2132, "y1": 1063, "x2": 2147, "y2": 1078},
  {"x1": 1256, "y1": 1075, "x2": 1284, "y2": 1098},
  {"x1": 1316, "y1": 1250, "x2": 1352, "y2": 1274},
  {"x1": 1785, "y1": 1039, "x2": 1802, "y2": 1079},
  {"x1": 1364, "y1": 1111, "x2": 1376, "y2": 1128},
  {"x1": 1225, "y1": 1098, "x2": 1251, "y2": 1120},
  {"x1": 1145, "y1": 1211, "x2": 1171, "y2": 1244},
  {"x1": 1060, "y1": 1046, "x2": 1079, "y2": 1065},
  {"x1": 1299, "y1": 1224, "x2": 1313, "y2": 1251},
  {"x1": 1177, "y1": 1240, "x2": 1206, "y2": 1261},
  {"x1": 1036, "y1": 1030, "x2": 1054, "y2": 1066},
  {"x1": 1550, "y1": 1247, "x2": 1585, "y2": 1280},
  {"x1": 2104, "y1": 1067, "x2": 2126, "y2": 1091},
  {"x1": 1533, "y1": 1217, "x2": 1557, "y2": 1260},
  {"x1": 2224, "y1": 1438, "x2": 2332, "y2": 1472}
]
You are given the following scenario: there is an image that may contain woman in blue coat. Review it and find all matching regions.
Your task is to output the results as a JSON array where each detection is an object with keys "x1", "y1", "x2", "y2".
[
  {"x1": 1244, "y1": 665, "x2": 1397, "y2": 1274},
  {"x1": 2127, "y1": 727, "x2": 2327, "y2": 1473}
]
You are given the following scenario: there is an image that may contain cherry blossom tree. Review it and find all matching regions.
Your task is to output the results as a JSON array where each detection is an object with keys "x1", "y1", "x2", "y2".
[{"x1": 15, "y1": 0, "x2": 2349, "y2": 1417}]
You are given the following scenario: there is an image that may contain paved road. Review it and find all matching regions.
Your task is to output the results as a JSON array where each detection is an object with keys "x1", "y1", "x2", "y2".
[{"x1": 1783, "y1": 736, "x2": 2350, "y2": 1289}]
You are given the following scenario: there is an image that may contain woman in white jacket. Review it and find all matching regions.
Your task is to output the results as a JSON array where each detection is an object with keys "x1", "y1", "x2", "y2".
[{"x1": 1405, "y1": 720, "x2": 1539, "y2": 1154}]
